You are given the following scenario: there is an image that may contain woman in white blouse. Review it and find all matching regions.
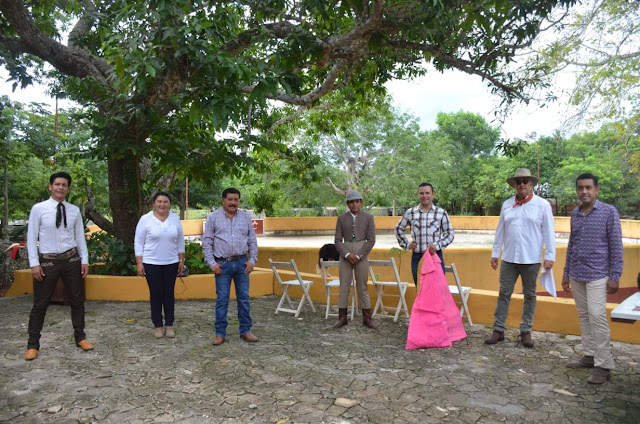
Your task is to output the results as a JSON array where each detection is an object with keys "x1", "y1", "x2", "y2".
[{"x1": 134, "y1": 192, "x2": 185, "y2": 338}]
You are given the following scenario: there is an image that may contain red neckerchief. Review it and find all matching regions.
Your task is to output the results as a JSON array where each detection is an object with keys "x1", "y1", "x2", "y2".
[{"x1": 513, "y1": 192, "x2": 534, "y2": 208}]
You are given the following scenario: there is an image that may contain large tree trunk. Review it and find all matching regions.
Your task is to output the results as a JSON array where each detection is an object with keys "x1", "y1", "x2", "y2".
[{"x1": 107, "y1": 155, "x2": 143, "y2": 245}]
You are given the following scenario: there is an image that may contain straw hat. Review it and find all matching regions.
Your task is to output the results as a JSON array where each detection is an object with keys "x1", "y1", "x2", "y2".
[{"x1": 506, "y1": 168, "x2": 538, "y2": 186}]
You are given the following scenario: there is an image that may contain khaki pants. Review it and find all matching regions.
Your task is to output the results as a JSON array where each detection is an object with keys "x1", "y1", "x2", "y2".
[
  {"x1": 571, "y1": 277, "x2": 615, "y2": 369},
  {"x1": 338, "y1": 241, "x2": 371, "y2": 309}
]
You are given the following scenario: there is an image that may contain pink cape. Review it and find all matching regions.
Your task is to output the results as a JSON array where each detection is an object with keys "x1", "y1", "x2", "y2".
[{"x1": 405, "y1": 252, "x2": 467, "y2": 349}]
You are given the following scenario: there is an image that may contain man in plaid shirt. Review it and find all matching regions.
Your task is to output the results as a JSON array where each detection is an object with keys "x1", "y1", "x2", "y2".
[{"x1": 395, "y1": 183, "x2": 454, "y2": 285}]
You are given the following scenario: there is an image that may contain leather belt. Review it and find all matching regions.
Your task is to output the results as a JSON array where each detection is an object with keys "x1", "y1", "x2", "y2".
[
  {"x1": 40, "y1": 247, "x2": 77, "y2": 260},
  {"x1": 214, "y1": 255, "x2": 245, "y2": 262}
]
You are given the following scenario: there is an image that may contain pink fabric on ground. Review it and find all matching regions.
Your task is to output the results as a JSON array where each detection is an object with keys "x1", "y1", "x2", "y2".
[{"x1": 406, "y1": 252, "x2": 467, "y2": 349}]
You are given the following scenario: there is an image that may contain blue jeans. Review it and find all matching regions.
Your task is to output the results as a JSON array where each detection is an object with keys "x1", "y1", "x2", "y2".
[
  {"x1": 215, "y1": 257, "x2": 252, "y2": 337},
  {"x1": 411, "y1": 250, "x2": 445, "y2": 286}
]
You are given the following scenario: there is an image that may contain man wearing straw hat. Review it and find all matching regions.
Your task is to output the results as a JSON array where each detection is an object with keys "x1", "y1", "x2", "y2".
[{"x1": 485, "y1": 168, "x2": 555, "y2": 348}]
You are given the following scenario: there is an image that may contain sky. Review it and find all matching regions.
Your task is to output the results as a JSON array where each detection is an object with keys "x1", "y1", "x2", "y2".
[
  {"x1": 1, "y1": 66, "x2": 575, "y2": 142},
  {"x1": 386, "y1": 68, "x2": 574, "y2": 141}
]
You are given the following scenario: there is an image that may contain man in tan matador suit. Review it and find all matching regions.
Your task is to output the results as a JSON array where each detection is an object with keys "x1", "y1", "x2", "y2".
[{"x1": 333, "y1": 191, "x2": 377, "y2": 329}]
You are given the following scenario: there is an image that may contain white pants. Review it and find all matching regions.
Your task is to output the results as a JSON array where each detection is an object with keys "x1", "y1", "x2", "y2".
[{"x1": 571, "y1": 277, "x2": 615, "y2": 370}]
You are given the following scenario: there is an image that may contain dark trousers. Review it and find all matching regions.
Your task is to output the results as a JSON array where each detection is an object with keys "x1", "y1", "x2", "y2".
[
  {"x1": 411, "y1": 250, "x2": 445, "y2": 286},
  {"x1": 144, "y1": 263, "x2": 178, "y2": 328},
  {"x1": 27, "y1": 254, "x2": 85, "y2": 350}
]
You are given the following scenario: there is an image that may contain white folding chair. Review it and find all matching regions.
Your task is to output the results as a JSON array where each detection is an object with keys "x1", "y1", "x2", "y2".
[
  {"x1": 319, "y1": 259, "x2": 357, "y2": 320},
  {"x1": 445, "y1": 263, "x2": 473, "y2": 325},
  {"x1": 369, "y1": 258, "x2": 410, "y2": 322},
  {"x1": 269, "y1": 259, "x2": 316, "y2": 318}
]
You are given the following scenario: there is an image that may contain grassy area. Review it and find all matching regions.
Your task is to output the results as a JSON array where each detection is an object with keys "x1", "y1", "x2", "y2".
[{"x1": 181, "y1": 209, "x2": 211, "y2": 220}]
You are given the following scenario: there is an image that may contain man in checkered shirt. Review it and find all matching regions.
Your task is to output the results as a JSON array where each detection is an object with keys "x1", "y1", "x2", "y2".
[{"x1": 395, "y1": 183, "x2": 454, "y2": 285}]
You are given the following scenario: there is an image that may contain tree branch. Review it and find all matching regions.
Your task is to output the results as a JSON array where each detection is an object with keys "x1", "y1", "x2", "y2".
[
  {"x1": 84, "y1": 185, "x2": 114, "y2": 234},
  {"x1": 0, "y1": 0, "x2": 110, "y2": 84}
]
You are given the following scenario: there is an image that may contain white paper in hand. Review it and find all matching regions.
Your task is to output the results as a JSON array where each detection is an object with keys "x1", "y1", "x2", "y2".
[{"x1": 539, "y1": 268, "x2": 556, "y2": 298}]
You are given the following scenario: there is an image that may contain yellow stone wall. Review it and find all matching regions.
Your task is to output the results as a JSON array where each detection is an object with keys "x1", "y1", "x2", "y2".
[
  {"x1": 258, "y1": 245, "x2": 640, "y2": 292},
  {"x1": 8, "y1": 269, "x2": 274, "y2": 301},
  {"x1": 11, "y1": 243, "x2": 640, "y2": 343},
  {"x1": 22, "y1": 216, "x2": 640, "y2": 344}
]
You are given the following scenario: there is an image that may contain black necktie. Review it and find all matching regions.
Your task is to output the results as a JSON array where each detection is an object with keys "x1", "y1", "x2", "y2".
[{"x1": 56, "y1": 202, "x2": 67, "y2": 228}]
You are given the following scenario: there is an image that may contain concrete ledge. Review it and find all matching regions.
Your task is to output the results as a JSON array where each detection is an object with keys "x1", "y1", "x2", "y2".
[
  {"x1": 8, "y1": 269, "x2": 274, "y2": 301},
  {"x1": 10, "y1": 264, "x2": 639, "y2": 344},
  {"x1": 467, "y1": 288, "x2": 640, "y2": 344},
  {"x1": 258, "y1": 245, "x2": 640, "y2": 292}
]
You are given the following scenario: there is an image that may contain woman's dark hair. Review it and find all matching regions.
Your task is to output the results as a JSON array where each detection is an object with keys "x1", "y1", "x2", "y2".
[{"x1": 152, "y1": 191, "x2": 171, "y2": 203}]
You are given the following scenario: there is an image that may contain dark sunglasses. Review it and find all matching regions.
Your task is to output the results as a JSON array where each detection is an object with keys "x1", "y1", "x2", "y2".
[{"x1": 515, "y1": 178, "x2": 530, "y2": 185}]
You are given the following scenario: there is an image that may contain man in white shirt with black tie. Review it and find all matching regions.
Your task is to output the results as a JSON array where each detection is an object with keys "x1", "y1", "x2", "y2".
[{"x1": 24, "y1": 172, "x2": 93, "y2": 361}]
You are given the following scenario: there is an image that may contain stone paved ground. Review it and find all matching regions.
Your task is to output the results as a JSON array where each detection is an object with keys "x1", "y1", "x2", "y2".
[{"x1": 1, "y1": 295, "x2": 639, "y2": 424}]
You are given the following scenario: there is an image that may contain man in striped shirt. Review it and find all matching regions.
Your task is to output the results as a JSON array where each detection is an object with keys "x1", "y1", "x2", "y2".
[
  {"x1": 395, "y1": 183, "x2": 454, "y2": 285},
  {"x1": 563, "y1": 173, "x2": 623, "y2": 384},
  {"x1": 203, "y1": 187, "x2": 259, "y2": 346}
]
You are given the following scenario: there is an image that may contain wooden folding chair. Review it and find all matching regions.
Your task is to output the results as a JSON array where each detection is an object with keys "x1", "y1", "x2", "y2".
[
  {"x1": 269, "y1": 259, "x2": 316, "y2": 318},
  {"x1": 319, "y1": 259, "x2": 357, "y2": 320},
  {"x1": 445, "y1": 262, "x2": 473, "y2": 325},
  {"x1": 369, "y1": 257, "x2": 410, "y2": 322}
]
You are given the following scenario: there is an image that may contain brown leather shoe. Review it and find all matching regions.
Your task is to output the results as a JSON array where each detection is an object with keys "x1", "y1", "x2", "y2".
[
  {"x1": 333, "y1": 308, "x2": 348, "y2": 329},
  {"x1": 240, "y1": 332, "x2": 259, "y2": 342},
  {"x1": 76, "y1": 339, "x2": 94, "y2": 351},
  {"x1": 567, "y1": 355, "x2": 595, "y2": 369},
  {"x1": 212, "y1": 336, "x2": 226, "y2": 346},
  {"x1": 484, "y1": 330, "x2": 504, "y2": 345},
  {"x1": 362, "y1": 308, "x2": 377, "y2": 329},
  {"x1": 587, "y1": 366, "x2": 610, "y2": 384},
  {"x1": 24, "y1": 348, "x2": 38, "y2": 361},
  {"x1": 519, "y1": 332, "x2": 534, "y2": 348}
]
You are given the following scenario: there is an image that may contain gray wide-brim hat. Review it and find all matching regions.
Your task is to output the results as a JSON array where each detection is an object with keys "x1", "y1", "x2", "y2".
[
  {"x1": 506, "y1": 168, "x2": 539, "y2": 186},
  {"x1": 346, "y1": 191, "x2": 363, "y2": 201}
]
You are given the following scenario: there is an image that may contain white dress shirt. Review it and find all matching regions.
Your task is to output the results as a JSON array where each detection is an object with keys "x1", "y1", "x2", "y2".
[
  {"x1": 492, "y1": 194, "x2": 556, "y2": 264},
  {"x1": 134, "y1": 211, "x2": 185, "y2": 265},
  {"x1": 27, "y1": 198, "x2": 89, "y2": 267}
]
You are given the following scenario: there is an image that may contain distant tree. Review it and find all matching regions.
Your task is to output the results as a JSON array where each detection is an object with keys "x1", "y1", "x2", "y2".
[
  {"x1": 429, "y1": 111, "x2": 501, "y2": 214},
  {"x1": 551, "y1": 130, "x2": 625, "y2": 207},
  {"x1": 472, "y1": 158, "x2": 512, "y2": 215},
  {"x1": 533, "y1": 0, "x2": 640, "y2": 127}
]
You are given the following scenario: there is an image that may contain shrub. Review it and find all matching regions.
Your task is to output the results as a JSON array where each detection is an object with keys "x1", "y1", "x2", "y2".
[
  {"x1": 184, "y1": 239, "x2": 212, "y2": 274},
  {"x1": 87, "y1": 232, "x2": 137, "y2": 276}
]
